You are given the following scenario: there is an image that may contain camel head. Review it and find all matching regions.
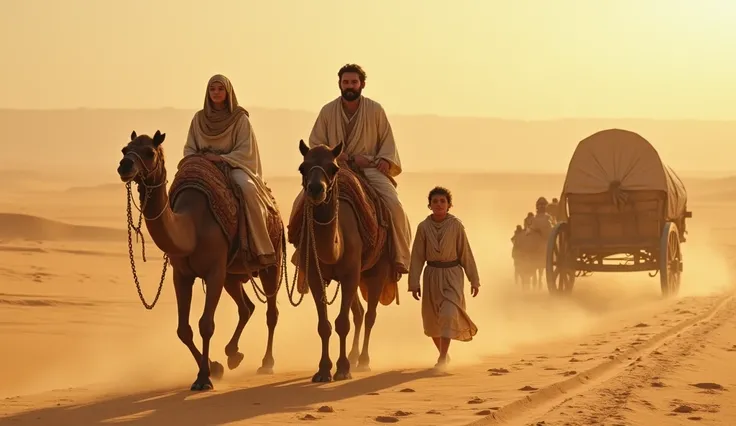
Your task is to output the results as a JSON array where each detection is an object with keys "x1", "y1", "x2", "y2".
[
  {"x1": 117, "y1": 130, "x2": 166, "y2": 184},
  {"x1": 298, "y1": 139, "x2": 343, "y2": 204}
]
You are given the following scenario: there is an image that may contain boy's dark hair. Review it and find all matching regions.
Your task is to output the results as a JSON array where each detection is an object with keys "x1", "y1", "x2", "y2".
[
  {"x1": 338, "y1": 64, "x2": 367, "y2": 82},
  {"x1": 428, "y1": 186, "x2": 453, "y2": 207}
]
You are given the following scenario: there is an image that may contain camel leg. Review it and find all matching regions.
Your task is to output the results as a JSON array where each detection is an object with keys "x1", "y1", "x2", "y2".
[
  {"x1": 309, "y1": 273, "x2": 334, "y2": 383},
  {"x1": 173, "y1": 269, "x2": 204, "y2": 368},
  {"x1": 223, "y1": 275, "x2": 255, "y2": 371},
  {"x1": 356, "y1": 275, "x2": 382, "y2": 372},
  {"x1": 257, "y1": 265, "x2": 280, "y2": 375},
  {"x1": 348, "y1": 291, "x2": 365, "y2": 368},
  {"x1": 191, "y1": 267, "x2": 226, "y2": 391},
  {"x1": 333, "y1": 271, "x2": 359, "y2": 381}
]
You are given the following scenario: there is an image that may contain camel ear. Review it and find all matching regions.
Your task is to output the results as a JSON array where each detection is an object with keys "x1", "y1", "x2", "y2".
[
  {"x1": 331, "y1": 141, "x2": 344, "y2": 158},
  {"x1": 130, "y1": 131, "x2": 137, "y2": 141},
  {"x1": 299, "y1": 139, "x2": 309, "y2": 156},
  {"x1": 153, "y1": 130, "x2": 166, "y2": 147}
]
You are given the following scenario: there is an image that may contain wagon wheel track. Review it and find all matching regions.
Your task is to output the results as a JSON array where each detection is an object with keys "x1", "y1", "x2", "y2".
[{"x1": 467, "y1": 291, "x2": 736, "y2": 426}]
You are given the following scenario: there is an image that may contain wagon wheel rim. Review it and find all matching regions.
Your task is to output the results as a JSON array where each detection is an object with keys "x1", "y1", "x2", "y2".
[
  {"x1": 660, "y1": 224, "x2": 681, "y2": 297},
  {"x1": 667, "y1": 230, "x2": 681, "y2": 293},
  {"x1": 549, "y1": 224, "x2": 574, "y2": 294}
]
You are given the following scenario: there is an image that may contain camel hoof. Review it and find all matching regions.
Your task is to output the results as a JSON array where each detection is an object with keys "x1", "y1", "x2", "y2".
[
  {"x1": 348, "y1": 355, "x2": 359, "y2": 367},
  {"x1": 333, "y1": 370, "x2": 352, "y2": 381},
  {"x1": 256, "y1": 366, "x2": 274, "y2": 375},
  {"x1": 311, "y1": 370, "x2": 333, "y2": 383},
  {"x1": 354, "y1": 364, "x2": 371, "y2": 373},
  {"x1": 190, "y1": 377, "x2": 214, "y2": 391},
  {"x1": 209, "y1": 361, "x2": 225, "y2": 381},
  {"x1": 227, "y1": 352, "x2": 244, "y2": 370}
]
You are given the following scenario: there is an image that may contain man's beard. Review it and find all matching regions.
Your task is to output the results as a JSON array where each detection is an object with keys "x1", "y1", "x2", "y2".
[{"x1": 341, "y1": 88, "x2": 362, "y2": 101}]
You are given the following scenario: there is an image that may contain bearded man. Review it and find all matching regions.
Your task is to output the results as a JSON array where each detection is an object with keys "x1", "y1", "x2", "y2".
[{"x1": 291, "y1": 63, "x2": 412, "y2": 278}]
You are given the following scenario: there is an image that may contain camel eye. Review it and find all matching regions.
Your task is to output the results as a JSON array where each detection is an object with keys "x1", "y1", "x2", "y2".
[
  {"x1": 298, "y1": 164, "x2": 306, "y2": 175},
  {"x1": 144, "y1": 148, "x2": 155, "y2": 159}
]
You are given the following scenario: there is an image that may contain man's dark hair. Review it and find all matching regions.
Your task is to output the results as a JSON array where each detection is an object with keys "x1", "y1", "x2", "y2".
[
  {"x1": 338, "y1": 64, "x2": 367, "y2": 82},
  {"x1": 428, "y1": 186, "x2": 453, "y2": 207}
]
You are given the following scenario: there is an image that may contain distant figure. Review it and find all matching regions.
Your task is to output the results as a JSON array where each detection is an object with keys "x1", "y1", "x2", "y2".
[
  {"x1": 409, "y1": 186, "x2": 480, "y2": 370},
  {"x1": 523, "y1": 212, "x2": 534, "y2": 230},
  {"x1": 511, "y1": 224, "x2": 524, "y2": 286},
  {"x1": 530, "y1": 197, "x2": 554, "y2": 238},
  {"x1": 511, "y1": 224, "x2": 523, "y2": 244},
  {"x1": 548, "y1": 197, "x2": 560, "y2": 223}
]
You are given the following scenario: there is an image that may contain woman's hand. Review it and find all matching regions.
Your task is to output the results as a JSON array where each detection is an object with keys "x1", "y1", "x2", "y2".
[
  {"x1": 204, "y1": 153, "x2": 222, "y2": 162},
  {"x1": 412, "y1": 288, "x2": 421, "y2": 301}
]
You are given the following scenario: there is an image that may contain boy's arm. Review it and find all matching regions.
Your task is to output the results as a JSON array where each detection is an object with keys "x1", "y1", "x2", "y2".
[
  {"x1": 457, "y1": 222, "x2": 481, "y2": 288},
  {"x1": 408, "y1": 224, "x2": 426, "y2": 292}
]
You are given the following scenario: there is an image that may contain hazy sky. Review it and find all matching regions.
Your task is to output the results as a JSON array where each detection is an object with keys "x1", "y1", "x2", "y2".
[{"x1": 2, "y1": 0, "x2": 735, "y2": 119}]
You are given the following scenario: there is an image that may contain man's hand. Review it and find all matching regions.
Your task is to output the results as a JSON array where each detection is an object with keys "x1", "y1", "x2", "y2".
[
  {"x1": 411, "y1": 288, "x2": 421, "y2": 301},
  {"x1": 376, "y1": 158, "x2": 391, "y2": 175},
  {"x1": 336, "y1": 152, "x2": 349, "y2": 162},
  {"x1": 470, "y1": 286, "x2": 479, "y2": 298},
  {"x1": 353, "y1": 155, "x2": 372, "y2": 169},
  {"x1": 204, "y1": 153, "x2": 222, "y2": 162}
]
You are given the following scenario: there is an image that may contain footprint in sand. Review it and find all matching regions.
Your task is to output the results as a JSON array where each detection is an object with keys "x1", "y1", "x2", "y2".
[
  {"x1": 562, "y1": 370, "x2": 577, "y2": 377},
  {"x1": 467, "y1": 397, "x2": 485, "y2": 404},
  {"x1": 475, "y1": 409, "x2": 493, "y2": 415},
  {"x1": 651, "y1": 382, "x2": 666, "y2": 388},
  {"x1": 375, "y1": 416, "x2": 399, "y2": 423},
  {"x1": 519, "y1": 385, "x2": 538, "y2": 391},
  {"x1": 426, "y1": 409, "x2": 441, "y2": 415},
  {"x1": 488, "y1": 368, "x2": 509, "y2": 375},
  {"x1": 392, "y1": 411, "x2": 412, "y2": 417},
  {"x1": 367, "y1": 392, "x2": 380, "y2": 396},
  {"x1": 673, "y1": 405, "x2": 696, "y2": 414},
  {"x1": 399, "y1": 388, "x2": 415, "y2": 393},
  {"x1": 317, "y1": 406, "x2": 334, "y2": 413},
  {"x1": 690, "y1": 383, "x2": 726, "y2": 391},
  {"x1": 300, "y1": 414, "x2": 318, "y2": 421},
  {"x1": 634, "y1": 323, "x2": 650, "y2": 328}
]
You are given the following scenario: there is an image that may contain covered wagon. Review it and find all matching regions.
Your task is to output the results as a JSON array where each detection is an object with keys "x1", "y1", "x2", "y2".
[{"x1": 546, "y1": 129, "x2": 691, "y2": 297}]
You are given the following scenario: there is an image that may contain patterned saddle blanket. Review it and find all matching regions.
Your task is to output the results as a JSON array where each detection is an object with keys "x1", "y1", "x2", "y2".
[{"x1": 169, "y1": 154, "x2": 283, "y2": 276}]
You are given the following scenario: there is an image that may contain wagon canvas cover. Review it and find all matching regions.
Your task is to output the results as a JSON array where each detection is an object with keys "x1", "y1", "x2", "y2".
[{"x1": 559, "y1": 129, "x2": 687, "y2": 221}]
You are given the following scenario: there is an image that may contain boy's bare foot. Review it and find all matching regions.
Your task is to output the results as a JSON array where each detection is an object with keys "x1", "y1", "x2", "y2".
[{"x1": 434, "y1": 354, "x2": 451, "y2": 369}]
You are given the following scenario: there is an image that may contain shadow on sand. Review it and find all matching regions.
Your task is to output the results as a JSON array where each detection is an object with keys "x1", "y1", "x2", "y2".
[{"x1": 0, "y1": 369, "x2": 435, "y2": 425}]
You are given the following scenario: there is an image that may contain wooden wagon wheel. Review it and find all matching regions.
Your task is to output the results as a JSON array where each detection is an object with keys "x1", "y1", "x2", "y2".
[
  {"x1": 659, "y1": 222, "x2": 682, "y2": 297},
  {"x1": 546, "y1": 222, "x2": 576, "y2": 295}
]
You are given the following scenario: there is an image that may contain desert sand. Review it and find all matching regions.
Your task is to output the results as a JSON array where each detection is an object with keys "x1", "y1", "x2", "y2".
[{"x1": 0, "y1": 159, "x2": 733, "y2": 426}]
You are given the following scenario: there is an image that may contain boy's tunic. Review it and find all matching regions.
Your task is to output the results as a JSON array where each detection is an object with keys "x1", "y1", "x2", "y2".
[{"x1": 408, "y1": 214, "x2": 480, "y2": 341}]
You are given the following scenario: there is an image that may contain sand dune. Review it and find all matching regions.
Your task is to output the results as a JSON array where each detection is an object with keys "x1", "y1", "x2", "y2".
[{"x1": 0, "y1": 213, "x2": 126, "y2": 242}]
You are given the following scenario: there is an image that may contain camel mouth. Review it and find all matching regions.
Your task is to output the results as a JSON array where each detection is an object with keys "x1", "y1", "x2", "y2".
[
  {"x1": 117, "y1": 169, "x2": 137, "y2": 183},
  {"x1": 305, "y1": 192, "x2": 327, "y2": 205}
]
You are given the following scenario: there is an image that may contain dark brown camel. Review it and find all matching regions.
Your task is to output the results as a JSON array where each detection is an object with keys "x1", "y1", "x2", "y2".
[
  {"x1": 295, "y1": 140, "x2": 395, "y2": 382},
  {"x1": 117, "y1": 130, "x2": 283, "y2": 391}
]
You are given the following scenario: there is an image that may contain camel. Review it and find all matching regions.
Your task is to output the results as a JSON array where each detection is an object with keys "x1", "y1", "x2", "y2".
[
  {"x1": 512, "y1": 230, "x2": 546, "y2": 291},
  {"x1": 116, "y1": 130, "x2": 285, "y2": 391},
  {"x1": 292, "y1": 140, "x2": 396, "y2": 383}
]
